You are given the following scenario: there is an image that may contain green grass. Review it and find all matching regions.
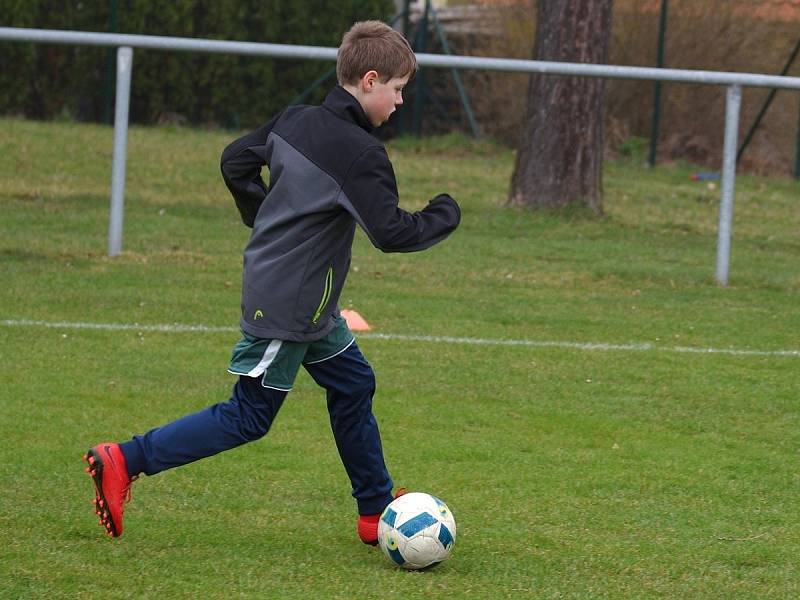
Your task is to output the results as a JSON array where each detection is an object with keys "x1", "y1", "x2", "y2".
[{"x1": 1, "y1": 117, "x2": 798, "y2": 599}]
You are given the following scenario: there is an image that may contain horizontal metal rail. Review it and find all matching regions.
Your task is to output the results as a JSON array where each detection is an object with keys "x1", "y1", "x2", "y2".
[
  {"x1": 4, "y1": 27, "x2": 800, "y2": 90},
  {"x1": 3, "y1": 27, "x2": 800, "y2": 284}
]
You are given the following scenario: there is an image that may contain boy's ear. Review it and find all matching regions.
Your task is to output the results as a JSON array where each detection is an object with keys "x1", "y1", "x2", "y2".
[{"x1": 360, "y1": 70, "x2": 379, "y2": 92}]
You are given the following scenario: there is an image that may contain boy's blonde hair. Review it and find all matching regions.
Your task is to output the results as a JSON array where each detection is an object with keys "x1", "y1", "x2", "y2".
[{"x1": 336, "y1": 21, "x2": 417, "y2": 85}]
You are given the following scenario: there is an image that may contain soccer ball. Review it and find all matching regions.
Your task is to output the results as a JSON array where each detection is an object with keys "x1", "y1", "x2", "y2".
[{"x1": 377, "y1": 492, "x2": 456, "y2": 570}]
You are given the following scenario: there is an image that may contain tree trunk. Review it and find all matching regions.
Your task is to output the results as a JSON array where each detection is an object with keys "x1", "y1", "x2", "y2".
[{"x1": 508, "y1": 0, "x2": 613, "y2": 214}]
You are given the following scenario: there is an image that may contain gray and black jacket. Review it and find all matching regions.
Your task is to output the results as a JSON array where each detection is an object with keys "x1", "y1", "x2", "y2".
[{"x1": 220, "y1": 86, "x2": 461, "y2": 342}]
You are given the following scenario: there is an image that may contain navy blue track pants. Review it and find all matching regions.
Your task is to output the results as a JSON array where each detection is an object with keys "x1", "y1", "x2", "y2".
[{"x1": 119, "y1": 342, "x2": 394, "y2": 515}]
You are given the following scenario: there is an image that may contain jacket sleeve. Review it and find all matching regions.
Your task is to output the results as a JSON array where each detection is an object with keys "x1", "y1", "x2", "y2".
[
  {"x1": 220, "y1": 114, "x2": 281, "y2": 227},
  {"x1": 340, "y1": 146, "x2": 461, "y2": 253}
]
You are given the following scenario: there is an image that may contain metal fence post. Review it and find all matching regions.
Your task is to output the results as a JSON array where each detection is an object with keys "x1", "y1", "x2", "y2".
[
  {"x1": 716, "y1": 84, "x2": 742, "y2": 286},
  {"x1": 108, "y1": 46, "x2": 133, "y2": 257},
  {"x1": 795, "y1": 95, "x2": 800, "y2": 179},
  {"x1": 648, "y1": 0, "x2": 668, "y2": 167}
]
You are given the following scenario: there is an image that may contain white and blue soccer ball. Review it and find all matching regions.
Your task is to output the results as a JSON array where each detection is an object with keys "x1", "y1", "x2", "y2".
[{"x1": 377, "y1": 492, "x2": 456, "y2": 570}]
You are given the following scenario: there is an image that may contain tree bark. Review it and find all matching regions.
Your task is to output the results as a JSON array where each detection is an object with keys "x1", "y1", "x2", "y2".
[{"x1": 508, "y1": 0, "x2": 613, "y2": 214}]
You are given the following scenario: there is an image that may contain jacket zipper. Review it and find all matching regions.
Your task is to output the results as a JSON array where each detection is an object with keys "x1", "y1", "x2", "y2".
[{"x1": 311, "y1": 266, "x2": 333, "y2": 323}]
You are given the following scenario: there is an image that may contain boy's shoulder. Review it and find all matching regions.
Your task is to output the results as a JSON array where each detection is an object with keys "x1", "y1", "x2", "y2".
[
  {"x1": 271, "y1": 103, "x2": 387, "y2": 183},
  {"x1": 280, "y1": 102, "x2": 380, "y2": 145}
]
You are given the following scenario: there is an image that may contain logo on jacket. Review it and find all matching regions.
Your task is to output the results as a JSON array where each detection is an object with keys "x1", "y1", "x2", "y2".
[{"x1": 254, "y1": 309, "x2": 264, "y2": 320}]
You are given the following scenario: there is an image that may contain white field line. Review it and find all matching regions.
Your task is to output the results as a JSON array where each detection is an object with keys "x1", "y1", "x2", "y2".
[{"x1": 2, "y1": 318, "x2": 799, "y2": 358}]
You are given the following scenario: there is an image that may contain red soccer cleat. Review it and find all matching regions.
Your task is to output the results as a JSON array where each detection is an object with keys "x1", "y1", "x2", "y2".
[
  {"x1": 83, "y1": 443, "x2": 136, "y2": 537},
  {"x1": 357, "y1": 488, "x2": 407, "y2": 545}
]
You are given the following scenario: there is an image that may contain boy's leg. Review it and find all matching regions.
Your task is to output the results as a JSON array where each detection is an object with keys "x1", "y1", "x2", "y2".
[
  {"x1": 303, "y1": 342, "x2": 394, "y2": 518},
  {"x1": 85, "y1": 376, "x2": 286, "y2": 537},
  {"x1": 121, "y1": 375, "x2": 287, "y2": 476}
]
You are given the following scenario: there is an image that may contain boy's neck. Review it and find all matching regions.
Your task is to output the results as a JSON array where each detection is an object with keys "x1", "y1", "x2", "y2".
[{"x1": 341, "y1": 83, "x2": 365, "y2": 107}]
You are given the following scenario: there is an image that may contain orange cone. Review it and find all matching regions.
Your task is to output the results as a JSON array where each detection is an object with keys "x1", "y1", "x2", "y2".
[{"x1": 341, "y1": 309, "x2": 371, "y2": 331}]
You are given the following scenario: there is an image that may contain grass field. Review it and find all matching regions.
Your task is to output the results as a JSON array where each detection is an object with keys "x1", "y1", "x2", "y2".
[{"x1": 1, "y1": 117, "x2": 798, "y2": 599}]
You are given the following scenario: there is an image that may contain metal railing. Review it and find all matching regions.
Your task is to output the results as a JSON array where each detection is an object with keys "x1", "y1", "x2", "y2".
[{"x1": 3, "y1": 27, "x2": 800, "y2": 284}]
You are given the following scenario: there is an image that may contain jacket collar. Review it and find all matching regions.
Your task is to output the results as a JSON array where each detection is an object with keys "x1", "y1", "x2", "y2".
[{"x1": 323, "y1": 86, "x2": 374, "y2": 133}]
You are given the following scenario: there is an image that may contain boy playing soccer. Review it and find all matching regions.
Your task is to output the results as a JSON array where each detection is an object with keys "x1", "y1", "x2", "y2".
[{"x1": 84, "y1": 21, "x2": 460, "y2": 545}]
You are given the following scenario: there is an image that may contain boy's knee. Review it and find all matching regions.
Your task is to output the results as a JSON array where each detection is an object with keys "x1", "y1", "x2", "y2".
[
  {"x1": 238, "y1": 412, "x2": 271, "y2": 441},
  {"x1": 324, "y1": 366, "x2": 376, "y2": 400},
  {"x1": 230, "y1": 378, "x2": 286, "y2": 441},
  {"x1": 350, "y1": 366, "x2": 376, "y2": 396}
]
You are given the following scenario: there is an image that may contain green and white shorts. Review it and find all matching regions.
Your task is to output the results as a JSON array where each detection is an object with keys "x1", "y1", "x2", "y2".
[{"x1": 227, "y1": 315, "x2": 355, "y2": 391}]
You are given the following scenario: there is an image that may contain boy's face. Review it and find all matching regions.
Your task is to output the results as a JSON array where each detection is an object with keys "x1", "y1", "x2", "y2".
[{"x1": 359, "y1": 72, "x2": 410, "y2": 127}]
